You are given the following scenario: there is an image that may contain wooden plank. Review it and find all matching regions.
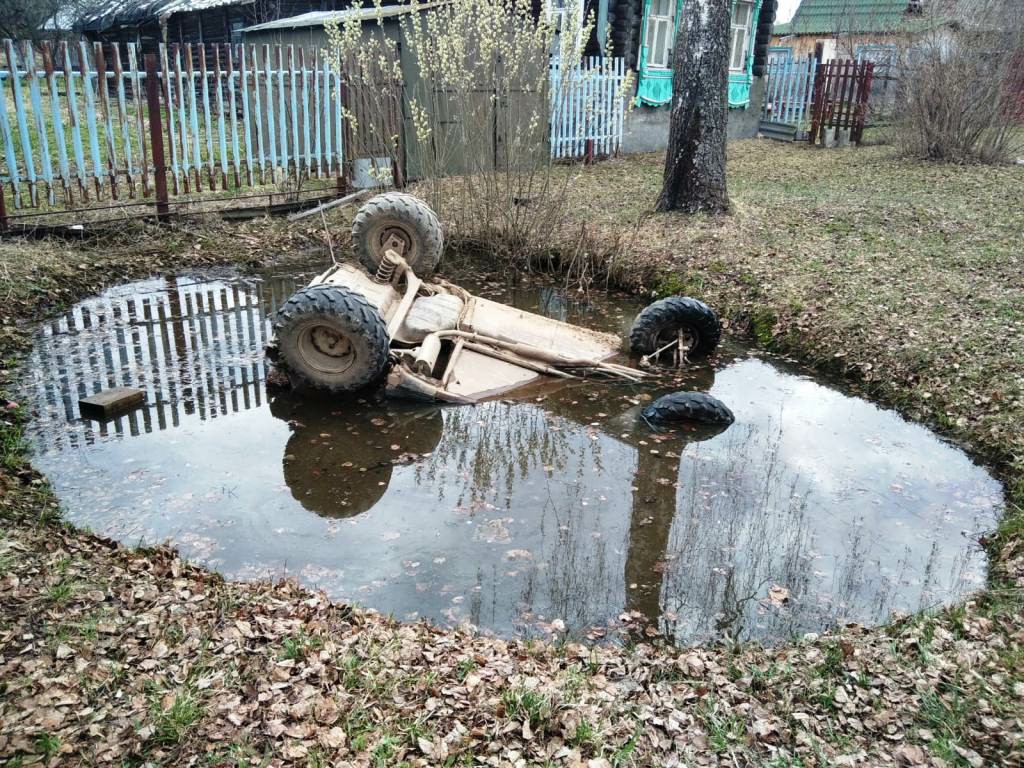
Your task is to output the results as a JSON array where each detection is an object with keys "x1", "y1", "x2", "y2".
[
  {"x1": 289, "y1": 46, "x2": 300, "y2": 178},
  {"x1": 226, "y1": 44, "x2": 241, "y2": 187},
  {"x1": 173, "y1": 45, "x2": 192, "y2": 192},
  {"x1": 184, "y1": 44, "x2": 203, "y2": 191},
  {"x1": 278, "y1": 46, "x2": 289, "y2": 177},
  {"x1": 5, "y1": 40, "x2": 38, "y2": 206},
  {"x1": 42, "y1": 43, "x2": 71, "y2": 202},
  {"x1": 111, "y1": 43, "x2": 136, "y2": 197},
  {"x1": 0, "y1": 50, "x2": 21, "y2": 208},
  {"x1": 214, "y1": 44, "x2": 229, "y2": 189},
  {"x1": 93, "y1": 42, "x2": 119, "y2": 199},
  {"x1": 243, "y1": 45, "x2": 259, "y2": 185},
  {"x1": 22, "y1": 42, "x2": 55, "y2": 205},
  {"x1": 127, "y1": 43, "x2": 149, "y2": 196},
  {"x1": 321, "y1": 54, "x2": 332, "y2": 175},
  {"x1": 312, "y1": 48, "x2": 322, "y2": 178},
  {"x1": 263, "y1": 45, "x2": 277, "y2": 179},
  {"x1": 299, "y1": 47, "x2": 311, "y2": 178},
  {"x1": 160, "y1": 43, "x2": 181, "y2": 195},
  {"x1": 198, "y1": 44, "x2": 215, "y2": 189},
  {"x1": 79, "y1": 386, "x2": 145, "y2": 420},
  {"x1": 60, "y1": 43, "x2": 87, "y2": 199}
]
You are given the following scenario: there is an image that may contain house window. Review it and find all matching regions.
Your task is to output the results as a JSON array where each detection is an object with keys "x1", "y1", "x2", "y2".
[
  {"x1": 230, "y1": 19, "x2": 244, "y2": 44},
  {"x1": 644, "y1": 0, "x2": 677, "y2": 69},
  {"x1": 730, "y1": 0, "x2": 755, "y2": 71},
  {"x1": 855, "y1": 44, "x2": 897, "y2": 77}
]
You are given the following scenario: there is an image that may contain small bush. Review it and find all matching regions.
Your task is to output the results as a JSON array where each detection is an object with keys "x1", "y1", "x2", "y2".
[{"x1": 896, "y1": 0, "x2": 1024, "y2": 163}]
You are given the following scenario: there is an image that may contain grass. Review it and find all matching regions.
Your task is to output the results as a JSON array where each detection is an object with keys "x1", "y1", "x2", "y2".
[
  {"x1": 148, "y1": 686, "x2": 205, "y2": 748},
  {"x1": 500, "y1": 686, "x2": 554, "y2": 734}
]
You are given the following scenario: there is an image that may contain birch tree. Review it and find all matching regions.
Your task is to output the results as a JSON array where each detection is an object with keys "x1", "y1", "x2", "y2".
[{"x1": 656, "y1": 0, "x2": 732, "y2": 213}]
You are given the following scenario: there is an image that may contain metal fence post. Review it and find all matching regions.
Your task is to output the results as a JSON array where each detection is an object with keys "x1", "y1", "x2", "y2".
[{"x1": 144, "y1": 53, "x2": 170, "y2": 221}]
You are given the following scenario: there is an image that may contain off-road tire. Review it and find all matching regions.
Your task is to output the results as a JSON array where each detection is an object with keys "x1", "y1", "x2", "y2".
[
  {"x1": 273, "y1": 285, "x2": 389, "y2": 393},
  {"x1": 351, "y1": 192, "x2": 443, "y2": 276},
  {"x1": 642, "y1": 391, "x2": 735, "y2": 425},
  {"x1": 629, "y1": 296, "x2": 722, "y2": 358}
]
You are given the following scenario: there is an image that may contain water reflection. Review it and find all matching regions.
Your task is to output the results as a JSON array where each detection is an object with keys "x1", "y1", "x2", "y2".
[{"x1": 18, "y1": 268, "x2": 1003, "y2": 645}]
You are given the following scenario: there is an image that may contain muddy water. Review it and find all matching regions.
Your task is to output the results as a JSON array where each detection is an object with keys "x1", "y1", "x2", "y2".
[{"x1": 19, "y1": 263, "x2": 1003, "y2": 645}]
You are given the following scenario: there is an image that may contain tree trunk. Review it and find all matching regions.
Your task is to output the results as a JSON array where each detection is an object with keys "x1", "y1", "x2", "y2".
[{"x1": 656, "y1": 0, "x2": 732, "y2": 213}]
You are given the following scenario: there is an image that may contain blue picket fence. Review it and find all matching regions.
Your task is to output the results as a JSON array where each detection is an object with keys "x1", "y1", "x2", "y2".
[
  {"x1": 549, "y1": 56, "x2": 627, "y2": 159},
  {"x1": 761, "y1": 56, "x2": 818, "y2": 136},
  {"x1": 0, "y1": 40, "x2": 348, "y2": 213}
]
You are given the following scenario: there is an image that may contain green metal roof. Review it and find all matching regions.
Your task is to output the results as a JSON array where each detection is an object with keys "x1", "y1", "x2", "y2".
[{"x1": 773, "y1": 0, "x2": 934, "y2": 35}]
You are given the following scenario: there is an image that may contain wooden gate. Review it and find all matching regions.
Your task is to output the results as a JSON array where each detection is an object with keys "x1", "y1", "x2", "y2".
[
  {"x1": 760, "y1": 56, "x2": 818, "y2": 140},
  {"x1": 808, "y1": 59, "x2": 875, "y2": 145}
]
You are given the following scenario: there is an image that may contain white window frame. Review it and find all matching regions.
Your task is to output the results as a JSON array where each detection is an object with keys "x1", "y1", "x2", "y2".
[
  {"x1": 730, "y1": 0, "x2": 755, "y2": 72},
  {"x1": 644, "y1": 0, "x2": 677, "y2": 70}
]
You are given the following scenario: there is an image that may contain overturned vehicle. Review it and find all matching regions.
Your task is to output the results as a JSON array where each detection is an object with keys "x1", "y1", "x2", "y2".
[{"x1": 267, "y1": 193, "x2": 729, "y2": 417}]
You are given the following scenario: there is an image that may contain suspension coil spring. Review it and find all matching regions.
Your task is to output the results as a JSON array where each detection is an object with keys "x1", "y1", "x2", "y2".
[{"x1": 373, "y1": 255, "x2": 398, "y2": 284}]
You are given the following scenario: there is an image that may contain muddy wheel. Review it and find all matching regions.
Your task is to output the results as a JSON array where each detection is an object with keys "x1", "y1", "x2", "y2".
[
  {"x1": 629, "y1": 296, "x2": 721, "y2": 359},
  {"x1": 642, "y1": 391, "x2": 735, "y2": 425},
  {"x1": 274, "y1": 285, "x2": 389, "y2": 393},
  {"x1": 352, "y1": 192, "x2": 443, "y2": 276}
]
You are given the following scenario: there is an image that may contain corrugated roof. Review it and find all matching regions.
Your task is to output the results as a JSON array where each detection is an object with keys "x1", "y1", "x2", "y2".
[
  {"x1": 240, "y1": 0, "x2": 449, "y2": 32},
  {"x1": 773, "y1": 0, "x2": 937, "y2": 35}
]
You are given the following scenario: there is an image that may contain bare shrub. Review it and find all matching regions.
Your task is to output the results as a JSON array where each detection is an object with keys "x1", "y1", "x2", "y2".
[
  {"x1": 326, "y1": 0, "x2": 633, "y2": 269},
  {"x1": 896, "y1": 0, "x2": 1024, "y2": 163}
]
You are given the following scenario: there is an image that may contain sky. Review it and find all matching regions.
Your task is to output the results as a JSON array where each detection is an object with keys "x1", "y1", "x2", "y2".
[{"x1": 777, "y1": 0, "x2": 801, "y2": 23}]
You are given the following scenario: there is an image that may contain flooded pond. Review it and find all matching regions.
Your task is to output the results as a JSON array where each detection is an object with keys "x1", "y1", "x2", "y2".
[{"x1": 18, "y1": 262, "x2": 1003, "y2": 645}]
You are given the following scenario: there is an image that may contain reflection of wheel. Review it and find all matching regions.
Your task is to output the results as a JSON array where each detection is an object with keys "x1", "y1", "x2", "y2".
[
  {"x1": 352, "y1": 192, "x2": 443, "y2": 276},
  {"x1": 642, "y1": 391, "x2": 735, "y2": 425},
  {"x1": 273, "y1": 285, "x2": 389, "y2": 393},
  {"x1": 268, "y1": 391, "x2": 445, "y2": 519},
  {"x1": 629, "y1": 297, "x2": 722, "y2": 359}
]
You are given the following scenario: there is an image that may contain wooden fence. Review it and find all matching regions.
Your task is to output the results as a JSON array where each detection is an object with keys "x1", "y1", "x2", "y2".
[
  {"x1": 0, "y1": 39, "x2": 358, "y2": 226},
  {"x1": 809, "y1": 59, "x2": 875, "y2": 145},
  {"x1": 1, "y1": 39, "x2": 628, "y2": 227},
  {"x1": 549, "y1": 56, "x2": 627, "y2": 160},
  {"x1": 761, "y1": 56, "x2": 818, "y2": 138}
]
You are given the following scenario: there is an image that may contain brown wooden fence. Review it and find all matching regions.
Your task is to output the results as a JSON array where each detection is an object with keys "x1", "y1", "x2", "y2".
[{"x1": 809, "y1": 59, "x2": 875, "y2": 145}]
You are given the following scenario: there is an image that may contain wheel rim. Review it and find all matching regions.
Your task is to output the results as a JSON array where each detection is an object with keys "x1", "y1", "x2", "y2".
[
  {"x1": 372, "y1": 222, "x2": 417, "y2": 264},
  {"x1": 297, "y1": 323, "x2": 357, "y2": 375},
  {"x1": 653, "y1": 327, "x2": 698, "y2": 363}
]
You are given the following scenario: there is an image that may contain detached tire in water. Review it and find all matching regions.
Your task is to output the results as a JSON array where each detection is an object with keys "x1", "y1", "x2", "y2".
[
  {"x1": 629, "y1": 296, "x2": 722, "y2": 359},
  {"x1": 352, "y1": 192, "x2": 444, "y2": 276},
  {"x1": 273, "y1": 285, "x2": 389, "y2": 393},
  {"x1": 642, "y1": 391, "x2": 735, "y2": 425}
]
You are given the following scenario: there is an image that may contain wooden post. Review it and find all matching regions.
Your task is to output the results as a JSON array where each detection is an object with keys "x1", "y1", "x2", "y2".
[
  {"x1": 0, "y1": 186, "x2": 8, "y2": 233},
  {"x1": 808, "y1": 59, "x2": 826, "y2": 144},
  {"x1": 338, "y1": 58, "x2": 354, "y2": 188},
  {"x1": 144, "y1": 54, "x2": 170, "y2": 222}
]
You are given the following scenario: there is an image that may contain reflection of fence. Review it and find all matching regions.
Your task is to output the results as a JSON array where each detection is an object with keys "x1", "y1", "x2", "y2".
[
  {"x1": 760, "y1": 56, "x2": 818, "y2": 140},
  {"x1": 549, "y1": 56, "x2": 626, "y2": 159},
  {"x1": 21, "y1": 273, "x2": 298, "y2": 450}
]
